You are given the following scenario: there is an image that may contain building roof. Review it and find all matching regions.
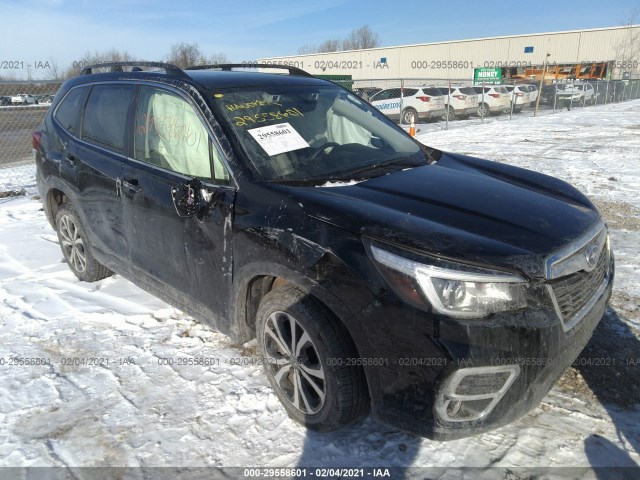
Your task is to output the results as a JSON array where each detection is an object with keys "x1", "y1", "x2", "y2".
[{"x1": 260, "y1": 24, "x2": 640, "y2": 60}]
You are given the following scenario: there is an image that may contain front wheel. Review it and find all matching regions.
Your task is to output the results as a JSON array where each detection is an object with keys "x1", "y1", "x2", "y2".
[
  {"x1": 55, "y1": 203, "x2": 112, "y2": 282},
  {"x1": 257, "y1": 285, "x2": 369, "y2": 431}
]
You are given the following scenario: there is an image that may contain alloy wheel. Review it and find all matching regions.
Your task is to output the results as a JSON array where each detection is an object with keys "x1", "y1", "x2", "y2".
[
  {"x1": 58, "y1": 214, "x2": 87, "y2": 273},
  {"x1": 263, "y1": 311, "x2": 326, "y2": 414}
]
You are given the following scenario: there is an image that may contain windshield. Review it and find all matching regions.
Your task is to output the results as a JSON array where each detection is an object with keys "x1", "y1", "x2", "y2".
[{"x1": 209, "y1": 85, "x2": 427, "y2": 182}]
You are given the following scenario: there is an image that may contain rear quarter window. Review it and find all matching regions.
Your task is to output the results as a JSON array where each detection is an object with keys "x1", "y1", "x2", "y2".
[
  {"x1": 82, "y1": 84, "x2": 135, "y2": 155},
  {"x1": 421, "y1": 88, "x2": 443, "y2": 96},
  {"x1": 54, "y1": 87, "x2": 90, "y2": 136}
]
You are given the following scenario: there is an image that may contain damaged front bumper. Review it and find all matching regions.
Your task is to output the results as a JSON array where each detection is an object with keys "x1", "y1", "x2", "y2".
[{"x1": 351, "y1": 255, "x2": 613, "y2": 440}]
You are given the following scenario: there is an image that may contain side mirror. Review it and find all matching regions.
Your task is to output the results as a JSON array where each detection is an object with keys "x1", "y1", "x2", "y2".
[{"x1": 171, "y1": 178, "x2": 205, "y2": 217}]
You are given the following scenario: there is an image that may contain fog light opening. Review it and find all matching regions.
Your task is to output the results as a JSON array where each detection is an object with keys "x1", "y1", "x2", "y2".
[{"x1": 436, "y1": 365, "x2": 520, "y2": 423}]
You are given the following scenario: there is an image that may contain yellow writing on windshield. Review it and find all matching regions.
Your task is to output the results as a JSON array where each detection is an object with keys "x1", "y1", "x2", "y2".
[
  {"x1": 233, "y1": 107, "x2": 304, "y2": 127},
  {"x1": 225, "y1": 99, "x2": 282, "y2": 112}
]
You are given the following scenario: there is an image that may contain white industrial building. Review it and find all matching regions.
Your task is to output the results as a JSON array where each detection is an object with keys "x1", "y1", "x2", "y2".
[{"x1": 259, "y1": 25, "x2": 640, "y2": 81}]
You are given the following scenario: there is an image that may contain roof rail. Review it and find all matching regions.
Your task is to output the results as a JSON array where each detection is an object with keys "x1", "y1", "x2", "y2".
[
  {"x1": 80, "y1": 61, "x2": 189, "y2": 78},
  {"x1": 185, "y1": 63, "x2": 314, "y2": 78}
]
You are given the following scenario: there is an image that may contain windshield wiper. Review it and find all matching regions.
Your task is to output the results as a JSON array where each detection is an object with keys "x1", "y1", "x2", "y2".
[
  {"x1": 267, "y1": 156, "x2": 428, "y2": 186},
  {"x1": 329, "y1": 156, "x2": 426, "y2": 179}
]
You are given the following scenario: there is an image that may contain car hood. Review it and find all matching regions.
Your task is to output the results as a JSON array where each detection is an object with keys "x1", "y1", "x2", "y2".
[{"x1": 292, "y1": 151, "x2": 601, "y2": 278}]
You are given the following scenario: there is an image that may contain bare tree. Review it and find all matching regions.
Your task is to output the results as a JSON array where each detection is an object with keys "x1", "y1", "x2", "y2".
[
  {"x1": 167, "y1": 42, "x2": 204, "y2": 68},
  {"x1": 298, "y1": 44, "x2": 318, "y2": 55},
  {"x1": 63, "y1": 49, "x2": 135, "y2": 78},
  {"x1": 45, "y1": 59, "x2": 63, "y2": 81},
  {"x1": 317, "y1": 39, "x2": 341, "y2": 53},
  {"x1": 0, "y1": 71, "x2": 18, "y2": 81},
  {"x1": 298, "y1": 25, "x2": 380, "y2": 54},
  {"x1": 613, "y1": 8, "x2": 640, "y2": 79},
  {"x1": 341, "y1": 25, "x2": 380, "y2": 51},
  {"x1": 207, "y1": 52, "x2": 230, "y2": 66}
]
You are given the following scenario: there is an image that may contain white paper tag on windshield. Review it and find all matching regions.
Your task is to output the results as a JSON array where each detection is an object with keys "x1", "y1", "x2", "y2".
[{"x1": 248, "y1": 123, "x2": 310, "y2": 156}]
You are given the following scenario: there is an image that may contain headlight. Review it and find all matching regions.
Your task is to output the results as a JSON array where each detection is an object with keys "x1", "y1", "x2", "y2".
[{"x1": 369, "y1": 245, "x2": 528, "y2": 318}]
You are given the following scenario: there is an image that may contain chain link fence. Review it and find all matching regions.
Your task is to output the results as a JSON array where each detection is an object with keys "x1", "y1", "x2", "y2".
[
  {"x1": 1, "y1": 77, "x2": 639, "y2": 193},
  {"x1": 334, "y1": 76, "x2": 640, "y2": 123},
  {"x1": 0, "y1": 81, "x2": 62, "y2": 193}
]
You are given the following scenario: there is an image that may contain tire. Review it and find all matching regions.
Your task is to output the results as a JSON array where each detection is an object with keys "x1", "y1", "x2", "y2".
[
  {"x1": 442, "y1": 108, "x2": 456, "y2": 121},
  {"x1": 55, "y1": 203, "x2": 112, "y2": 282},
  {"x1": 257, "y1": 285, "x2": 369, "y2": 431},
  {"x1": 477, "y1": 103, "x2": 490, "y2": 117},
  {"x1": 401, "y1": 107, "x2": 417, "y2": 124}
]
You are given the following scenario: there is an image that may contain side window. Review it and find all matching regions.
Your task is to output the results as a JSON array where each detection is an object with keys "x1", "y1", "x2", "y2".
[
  {"x1": 54, "y1": 87, "x2": 89, "y2": 136},
  {"x1": 371, "y1": 89, "x2": 390, "y2": 101},
  {"x1": 134, "y1": 86, "x2": 228, "y2": 183},
  {"x1": 82, "y1": 85, "x2": 135, "y2": 155},
  {"x1": 403, "y1": 88, "x2": 419, "y2": 97},
  {"x1": 387, "y1": 88, "x2": 401, "y2": 99}
]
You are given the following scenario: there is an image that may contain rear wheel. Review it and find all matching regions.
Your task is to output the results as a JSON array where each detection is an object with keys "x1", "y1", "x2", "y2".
[
  {"x1": 477, "y1": 103, "x2": 490, "y2": 117},
  {"x1": 401, "y1": 107, "x2": 417, "y2": 124},
  {"x1": 442, "y1": 108, "x2": 456, "y2": 121},
  {"x1": 257, "y1": 285, "x2": 369, "y2": 431},
  {"x1": 55, "y1": 203, "x2": 112, "y2": 282}
]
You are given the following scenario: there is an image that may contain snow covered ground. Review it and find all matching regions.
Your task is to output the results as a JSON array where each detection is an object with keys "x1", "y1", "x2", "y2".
[{"x1": 0, "y1": 101, "x2": 639, "y2": 477}]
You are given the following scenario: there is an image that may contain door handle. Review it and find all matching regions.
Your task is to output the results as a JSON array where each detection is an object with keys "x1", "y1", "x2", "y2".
[
  {"x1": 121, "y1": 178, "x2": 141, "y2": 193},
  {"x1": 64, "y1": 154, "x2": 76, "y2": 164}
]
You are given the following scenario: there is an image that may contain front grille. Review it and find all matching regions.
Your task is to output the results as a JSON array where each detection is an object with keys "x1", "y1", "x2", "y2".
[{"x1": 549, "y1": 248, "x2": 609, "y2": 325}]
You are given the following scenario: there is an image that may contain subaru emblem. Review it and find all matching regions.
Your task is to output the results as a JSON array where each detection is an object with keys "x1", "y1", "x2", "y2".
[{"x1": 585, "y1": 244, "x2": 600, "y2": 269}]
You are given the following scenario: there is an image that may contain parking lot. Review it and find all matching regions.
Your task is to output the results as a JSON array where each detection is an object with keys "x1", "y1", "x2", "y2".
[{"x1": 1, "y1": 99, "x2": 638, "y2": 472}]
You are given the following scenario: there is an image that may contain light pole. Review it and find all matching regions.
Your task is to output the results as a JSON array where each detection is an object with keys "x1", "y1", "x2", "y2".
[{"x1": 534, "y1": 52, "x2": 551, "y2": 117}]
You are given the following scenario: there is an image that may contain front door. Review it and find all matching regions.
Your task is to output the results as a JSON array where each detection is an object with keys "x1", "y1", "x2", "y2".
[{"x1": 121, "y1": 85, "x2": 235, "y2": 325}]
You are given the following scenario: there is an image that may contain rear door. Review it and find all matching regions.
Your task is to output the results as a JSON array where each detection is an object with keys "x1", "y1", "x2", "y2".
[
  {"x1": 121, "y1": 84, "x2": 236, "y2": 322},
  {"x1": 54, "y1": 83, "x2": 135, "y2": 263}
]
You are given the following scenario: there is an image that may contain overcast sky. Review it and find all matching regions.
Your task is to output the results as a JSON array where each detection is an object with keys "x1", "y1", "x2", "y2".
[{"x1": 1, "y1": 0, "x2": 639, "y2": 79}]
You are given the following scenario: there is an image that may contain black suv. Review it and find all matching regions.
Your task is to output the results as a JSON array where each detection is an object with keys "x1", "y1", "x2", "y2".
[{"x1": 34, "y1": 62, "x2": 613, "y2": 440}]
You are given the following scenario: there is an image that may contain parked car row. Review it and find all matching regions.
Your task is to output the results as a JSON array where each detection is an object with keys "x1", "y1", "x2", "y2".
[
  {"x1": 434, "y1": 86, "x2": 479, "y2": 120},
  {"x1": 365, "y1": 83, "x2": 540, "y2": 122},
  {"x1": 538, "y1": 80, "x2": 629, "y2": 107},
  {"x1": 360, "y1": 79, "x2": 639, "y2": 123},
  {"x1": 369, "y1": 86, "x2": 447, "y2": 123},
  {"x1": 0, "y1": 93, "x2": 56, "y2": 106}
]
